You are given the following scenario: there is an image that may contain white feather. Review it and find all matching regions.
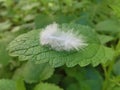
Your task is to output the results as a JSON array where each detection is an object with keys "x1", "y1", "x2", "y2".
[{"x1": 40, "y1": 23, "x2": 88, "y2": 51}]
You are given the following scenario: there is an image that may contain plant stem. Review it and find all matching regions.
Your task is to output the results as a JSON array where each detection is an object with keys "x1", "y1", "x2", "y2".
[{"x1": 102, "y1": 59, "x2": 115, "y2": 90}]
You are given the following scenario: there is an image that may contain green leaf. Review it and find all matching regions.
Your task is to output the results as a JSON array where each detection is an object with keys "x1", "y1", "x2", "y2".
[
  {"x1": 65, "y1": 66, "x2": 103, "y2": 90},
  {"x1": 0, "y1": 41, "x2": 11, "y2": 66},
  {"x1": 115, "y1": 40, "x2": 120, "y2": 56},
  {"x1": 97, "y1": 34, "x2": 114, "y2": 44},
  {"x1": 105, "y1": 76, "x2": 120, "y2": 90},
  {"x1": 112, "y1": 87, "x2": 120, "y2": 90},
  {"x1": 95, "y1": 19, "x2": 120, "y2": 34},
  {"x1": 0, "y1": 79, "x2": 26, "y2": 90},
  {"x1": 34, "y1": 83, "x2": 63, "y2": 90},
  {"x1": 0, "y1": 32, "x2": 15, "y2": 66},
  {"x1": 0, "y1": 79, "x2": 16, "y2": 90},
  {"x1": 16, "y1": 78, "x2": 26, "y2": 90},
  {"x1": 113, "y1": 59, "x2": 120, "y2": 75},
  {"x1": 8, "y1": 24, "x2": 114, "y2": 67},
  {"x1": 23, "y1": 62, "x2": 54, "y2": 83},
  {"x1": 0, "y1": 31, "x2": 27, "y2": 66},
  {"x1": 109, "y1": 0, "x2": 120, "y2": 18},
  {"x1": 0, "y1": 21, "x2": 12, "y2": 32},
  {"x1": 35, "y1": 14, "x2": 75, "y2": 29},
  {"x1": 35, "y1": 14, "x2": 54, "y2": 29},
  {"x1": 66, "y1": 83, "x2": 80, "y2": 90},
  {"x1": 13, "y1": 61, "x2": 54, "y2": 83}
]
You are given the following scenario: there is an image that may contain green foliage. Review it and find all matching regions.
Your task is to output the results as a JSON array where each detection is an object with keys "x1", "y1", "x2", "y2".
[
  {"x1": 13, "y1": 61, "x2": 54, "y2": 83},
  {"x1": 55, "y1": 66, "x2": 103, "y2": 90},
  {"x1": 0, "y1": 32, "x2": 15, "y2": 66},
  {"x1": 109, "y1": 0, "x2": 120, "y2": 18},
  {"x1": 95, "y1": 19, "x2": 120, "y2": 35},
  {"x1": 97, "y1": 34, "x2": 114, "y2": 44},
  {"x1": 0, "y1": 21, "x2": 12, "y2": 31},
  {"x1": 16, "y1": 79, "x2": 26, "y2": 90},
  {"x1": 0, "y1": 79, "x2": 26, "y2": 90},
  {"x1": 34, "y1": 83, "x2": 63, "y2": 90},
  {"x1": 7, "y1": 24, "x2": 114, "y2": 67},
  {"x1": 0, "y1": 79, "x2": 16, "y2": 90},
  {"x1": 35, "y1": 14, "x2": 76, "y2": 29},
  {"x1": 113, "y1": 59, "x2": 120, "y2": 75},
  {"x1": 0, "y1": 0, "x2": 120, "y2": 90}
]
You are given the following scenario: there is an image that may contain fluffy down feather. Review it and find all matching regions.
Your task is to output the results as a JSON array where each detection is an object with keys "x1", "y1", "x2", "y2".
[{"x1": 40, "y1": 23, "x2": 88, "y2": 51}]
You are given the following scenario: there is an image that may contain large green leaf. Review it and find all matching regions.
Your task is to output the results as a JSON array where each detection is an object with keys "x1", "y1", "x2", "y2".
[
  {"x1": 34, "y1": 83, "x2": 63, "y2": 90},
  {"x1": 7, "y1": 24, "x2": 114, "y2": 67}
]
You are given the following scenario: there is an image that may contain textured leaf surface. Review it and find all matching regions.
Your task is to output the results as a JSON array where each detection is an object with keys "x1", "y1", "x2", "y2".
[
  {"x1": 8, "y1": 24, "x2": 114, "y2": 67},
  {"x1": 34, "y1": 83, "x2": 63, "y2": 90}
]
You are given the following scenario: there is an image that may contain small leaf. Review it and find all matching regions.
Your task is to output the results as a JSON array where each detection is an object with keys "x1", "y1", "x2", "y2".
[
  {"x1": 35, "y1": 14, "x2": 75, "y2": 29},
  {"x1": 113, "y1": 59, "x2": 120, "y2": 75},
  {"x1": 23, "y1": 62, "x2": 54, "y2": 83},
  {"x1": 13, "y1": 61, "x2": 54, "y2": 83},
  {"x1": 0, "y1": 21, "x2": 12, "y2": 32},
  {"x1": 0, "y1": 32, "x2": 15, "y2": 66},
  {"x1": 115, "y1": 40, "x2": 120, "y2": 56},
  {"x1": 95, "y1": 19, "x2": 120, "y2": 34},
  {"x1": 35, "y1": 14, "x2": 55, "y2": 29},
  {"x1": 97, "y1": 34, "x2": 114, "y2": 44},
  {"x1": 34, "y1": 83, "x2": 63, "y2": 90},
  {"x1": 109, "y1": 0, "x2": 120, "y2": 18},
  {"x1": 65, "y1": 66, "x2": 103, "y2": 90},
  {"x1": 112, "y1": 87, "x2": 120, "y2": 90},
  {"x1": 66, "y1": 83, "x2": 80, "y2": 90},
  {"x1": 8, "y1": 23, "x2": 114, "y2": 67},
  {"x1": 16, "y1": 78, "x2": 26, "y2": 90}
]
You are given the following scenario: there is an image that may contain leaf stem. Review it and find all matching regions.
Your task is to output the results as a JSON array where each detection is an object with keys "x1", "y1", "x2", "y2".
[{"x1": 102, "y1": 59, "x2": 115, "y2": 90}]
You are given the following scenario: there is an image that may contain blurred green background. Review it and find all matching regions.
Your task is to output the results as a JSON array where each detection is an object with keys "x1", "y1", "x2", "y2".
[{"x1": 0, "y1": 0, "x2": 120, "y2": 90}]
